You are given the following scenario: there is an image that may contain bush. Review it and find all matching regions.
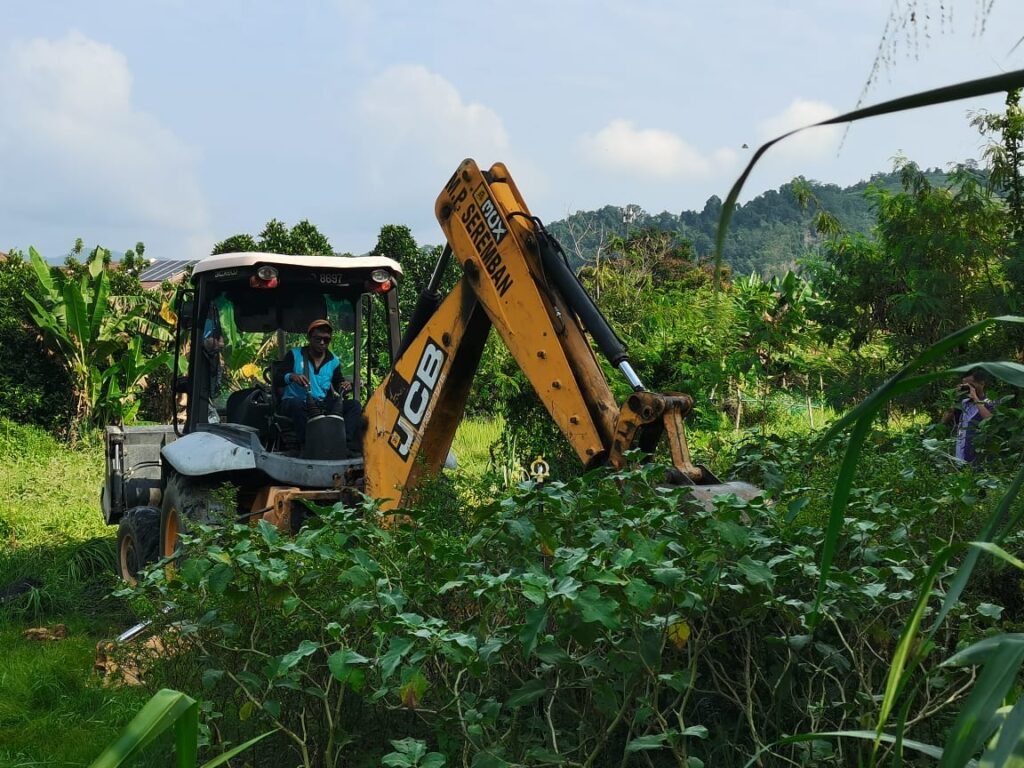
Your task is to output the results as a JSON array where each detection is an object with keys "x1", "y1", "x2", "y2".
[
  {"x1": 126, "y1": 455, "x2": 1003, "y2": 767},
  {"x1": 0, "y1": 253, "x2": 74, "y2": 433}
]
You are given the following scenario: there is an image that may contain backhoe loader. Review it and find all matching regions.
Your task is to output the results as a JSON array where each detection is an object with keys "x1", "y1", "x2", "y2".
[{"x1": 100, "y1": 159, "x2": 757, "y2": 583}]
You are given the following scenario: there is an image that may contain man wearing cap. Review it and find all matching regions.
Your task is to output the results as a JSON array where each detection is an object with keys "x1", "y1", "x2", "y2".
[{"x1": 277, "y1": 319, "x2": 362, "y2": 451}]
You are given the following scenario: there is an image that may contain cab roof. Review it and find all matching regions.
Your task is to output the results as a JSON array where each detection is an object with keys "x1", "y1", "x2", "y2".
[{"x1": 191, "y1": 252, "x2": 403, "y2": 277}]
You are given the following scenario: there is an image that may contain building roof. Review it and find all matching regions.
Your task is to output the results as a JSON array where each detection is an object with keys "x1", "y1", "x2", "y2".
[
  {"x1": 139, "y1": 259, "x2": 197, "y2": 283},
  {"x1": 191, "y1": 252, "x2": 403, "y2": 277}
]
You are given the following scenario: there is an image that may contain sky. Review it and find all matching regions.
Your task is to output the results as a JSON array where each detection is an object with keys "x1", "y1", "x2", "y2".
[{"x1": 2, "y1": 0, "x2": 1023, "y2": 262}]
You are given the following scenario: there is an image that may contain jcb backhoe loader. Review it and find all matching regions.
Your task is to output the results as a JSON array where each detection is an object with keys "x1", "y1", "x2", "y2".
[{"x1": 101, "y1": 159, "x2": 757, "y2": 583}]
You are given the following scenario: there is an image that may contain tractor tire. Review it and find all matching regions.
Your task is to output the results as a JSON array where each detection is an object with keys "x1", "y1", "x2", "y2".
[
  {"x1": 159, "y1": 472, "x2": 228, "y2": 560},
  {"x1": 116, "y1": 506, "x2": 160, "y2": 585}
]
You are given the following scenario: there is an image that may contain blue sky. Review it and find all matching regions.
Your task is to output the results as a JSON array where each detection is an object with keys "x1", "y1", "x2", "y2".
[{"x1": 2, "y1": 1, "x2": 1022, "y2": 261}]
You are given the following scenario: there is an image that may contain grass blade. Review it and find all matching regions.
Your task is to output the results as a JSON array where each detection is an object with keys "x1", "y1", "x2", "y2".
[
  {"x1": 199, "y1": 730, "x2": 277, "y2": 768},
  {"x1": 741, "y1": 729, "x2": 943, "y2": 768},
  {"x1": 980, "y1": 700, "x2": 1024, "y2": 768},
  {"x1": 88, "y1": 689, "x2": 199, "y2": 768},
  {"x1": 939, "y1": 637, "x2": 1024, "y2": 768}
]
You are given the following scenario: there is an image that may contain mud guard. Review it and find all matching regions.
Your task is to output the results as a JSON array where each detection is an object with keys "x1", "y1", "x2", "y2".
[{"x1": 161, "y1": 431, "x2": 256, "y2": 477}]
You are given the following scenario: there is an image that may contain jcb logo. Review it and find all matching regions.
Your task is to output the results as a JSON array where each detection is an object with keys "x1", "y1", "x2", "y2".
[{"x1": 389, "y1": 339, "x2": 447, "y2": 460}]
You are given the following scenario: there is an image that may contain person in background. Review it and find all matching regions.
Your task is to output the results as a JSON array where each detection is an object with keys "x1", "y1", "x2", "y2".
[
  {"x1": 277, "y1": 319, "x2": 362, "y2": 452},
  {"x1": 202, "y1": 305, "x2": 226, "y2": 423},
  {"x1": 949, "y1": 368, "x2": 995, "y2": 467}
]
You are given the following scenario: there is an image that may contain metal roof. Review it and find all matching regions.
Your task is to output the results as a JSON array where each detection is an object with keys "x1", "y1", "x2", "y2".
[
  {"x1": 139, "y1": 260, "x2": 197, "y2": 282},
  {"x1": 191, "y1": 252, "x2": 403, "y2": 277}
]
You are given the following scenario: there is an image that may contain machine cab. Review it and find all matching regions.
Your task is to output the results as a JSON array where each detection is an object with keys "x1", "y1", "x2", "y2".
[{"x1": 175, "y1": 252, "x2": 403, "y2": 455}]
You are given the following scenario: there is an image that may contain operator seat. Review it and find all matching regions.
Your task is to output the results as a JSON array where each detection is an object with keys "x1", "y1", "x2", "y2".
[{"x1": 267, "y1": 359, "x2": 300, "y2": 451}]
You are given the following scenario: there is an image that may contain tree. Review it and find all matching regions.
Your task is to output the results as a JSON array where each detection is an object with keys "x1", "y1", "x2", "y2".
[
  {"x1": 971, "y1": 88, "x2": 1024, "y2": 308},
  {"x1": 371, "y1": 225, "x2": 457, "y2": 324},
  {"x1": 808, "y1": 160, "x2": 1009, "y2": 360},
  {"x1": 212, "y1": 219, "x2": 332, "y2": 256},
  {"x1": 0, "y1": 250, "x2": 74, "y2": 431}
]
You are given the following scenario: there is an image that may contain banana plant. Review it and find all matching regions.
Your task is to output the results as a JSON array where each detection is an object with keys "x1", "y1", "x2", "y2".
[
  {"x1": 102, "y1": 335, "x2": 172, "y2": 424},
  {"x1": 23, "y1": 247, "x2": 167, "y2": 432}
]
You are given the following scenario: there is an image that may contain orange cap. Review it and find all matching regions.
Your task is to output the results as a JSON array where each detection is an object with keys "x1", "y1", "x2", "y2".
[{"x1": 307, "y1": 319, "x2": 333, "y2": 335}]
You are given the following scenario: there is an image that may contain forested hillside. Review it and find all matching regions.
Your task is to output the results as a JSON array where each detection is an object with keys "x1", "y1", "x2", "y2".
[{"x1": 547, "y1": 166, "x2": 961, "y2": 275}]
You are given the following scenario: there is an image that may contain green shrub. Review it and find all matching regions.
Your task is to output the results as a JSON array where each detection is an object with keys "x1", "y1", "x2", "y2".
[
  {"x1": 0, "y1": 253, "x2": 74, "y2": 433},
  {"x1": 126, "y1": 456, "x2": 1000, "y2": 767}
]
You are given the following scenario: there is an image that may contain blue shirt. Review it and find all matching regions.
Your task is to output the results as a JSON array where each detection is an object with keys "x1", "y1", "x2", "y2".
[
  {"x1": 955, "y1": 398, "x2": 993, "y2": 464},
  {"x1": 281, "y1": 347, "x2": 341, "y2": 402}
]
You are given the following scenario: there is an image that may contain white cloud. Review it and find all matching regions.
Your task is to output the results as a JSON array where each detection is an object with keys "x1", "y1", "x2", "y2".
[
  {"x1": 0, "y1": 31, "x2": 211, "y2": 257},
  {"x1": 355, "y1": 65, "x2": 509, "y2": 179},
  {"x1": 576, "y1": 119, "x2": 737, "y2": 181},
  {"x1": 756, "y1": 99, "x2": 841, "y2": 158}
]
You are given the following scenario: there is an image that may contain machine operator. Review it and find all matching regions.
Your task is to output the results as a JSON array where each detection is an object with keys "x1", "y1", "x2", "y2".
[{"x1": 277, "y1": 319, "x2": 362, "y2": 454}]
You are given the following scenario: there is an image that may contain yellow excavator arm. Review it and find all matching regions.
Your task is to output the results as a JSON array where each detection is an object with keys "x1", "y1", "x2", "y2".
[{"x1": 363, "y1": 159, "x2": 756, "y2": 510}]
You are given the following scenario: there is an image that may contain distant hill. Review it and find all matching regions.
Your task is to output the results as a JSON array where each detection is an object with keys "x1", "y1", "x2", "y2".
[{"x1": 546, "y1": 168, "x2": 956, "y2": 276}]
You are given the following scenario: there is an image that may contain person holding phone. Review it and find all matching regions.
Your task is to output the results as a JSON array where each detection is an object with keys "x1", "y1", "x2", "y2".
[{"x1": 950, "y1": 369, "x2": 994, "y2": 466}]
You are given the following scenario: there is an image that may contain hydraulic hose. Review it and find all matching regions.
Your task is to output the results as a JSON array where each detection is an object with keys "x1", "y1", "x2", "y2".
[{"x1": 396, "y1": 245, "x2": 453, "y2": 359}]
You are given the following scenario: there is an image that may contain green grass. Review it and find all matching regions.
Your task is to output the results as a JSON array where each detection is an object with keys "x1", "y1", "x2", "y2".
[
  {"x1": 0, "y1": 419, "x2": 118, "y2": 617},
  {"x1": 0, "y1": 620, "x2": 153, "y2": 768},
  {"x1": 451, "y1": 415, "x2": 502, "y2": 478},
  {"x1": 0, "y1": 419, "x2": 143, "y2": 767}
]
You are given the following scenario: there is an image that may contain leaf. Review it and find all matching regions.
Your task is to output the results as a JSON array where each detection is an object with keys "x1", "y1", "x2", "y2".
[
  {"x1": 710, "y1": 518, "x2": 749, "y2": 548},
  {"x1": 939, "y1": 635, "x2": 1024, "y2": 768},
  {"x1": 575, "y1": 585, "x2": 620, "y2": 630},
  {"x1": 277, "y1": 640, "x2": 319, "y2": 674},
  {"x1": 519, "y1": 605, "x2": 547, "y2": 657},
  {"x1": 28, "y1": 246, "x2": 56, "y2": 297},
  {"x1": 62, "y1": 280, "x2": 89, "y2": 353},
  {"x1": 735, "y1": 556, "x2": 774, "y2": 588},
  {"x1": 420, "y1": 754, "x2": 446, "y2": 768},
  {"x1": 740, "y1": 730, "x2": 943, "y2": 768},
  {"x1": 388, "y1": 738, "x2": 427, "y2": 764},
  {"x1": 327, "y1": 648, "x2": 370, "y2": 688},
  {"x1": 978, "y1": 603, "x2": 1005, "y2": 620},
  {"x1": 624, "y1": 579, "x2": 655, "y2": 610},
  {"x1": 380, "y1": 636, "x2": 415, "y2": 681},
  {"x1": 198, "y1": 730, "x2": 276, "y2": 768},
  {"x1": 399, "y1": 669, "x2": 428, "y2": 709},
  {"x1": 979, "y1": 698, "x2": 1024, "y2": 768},
  {"x1": 626, "y1": 733, "x2": 671, "y2": 752},
  {"x1": 88, "y1": 688, "x2": 199, "y2": 768},
  {"x1": 89, "y1": 267, "x2": 110, "y2": 345},
  {"x1": 507, "y1": 678, "x2": 548, "y2": 708},
  {"x1": 160, "y1": 300, "x2": 178, "y2": 326},
  {"x1": 470, "y1": 751, "x2": 511, "y2": 768},
  {"x1": 667, "y1": 621, "x2": 691, "y2": 650},
  {"x1": 534, "y1": 643, "x2": 571, "y2": 665},
  {"x1": 197, "y1": 733, "x2": 278, "y2": 768}
]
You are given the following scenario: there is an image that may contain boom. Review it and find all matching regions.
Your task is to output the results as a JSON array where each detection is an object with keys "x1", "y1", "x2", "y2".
[{"x1": 363, "y1": 159, "x2": 755, "y2": 509}]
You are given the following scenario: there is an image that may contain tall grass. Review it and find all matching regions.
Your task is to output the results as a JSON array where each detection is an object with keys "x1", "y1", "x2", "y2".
[
  {"x1": 0, "y1": 418, "x2": 116, "y2": 617},
  {"x1": 451, "y1": 415, "x2": 503, "y2": 477}
]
